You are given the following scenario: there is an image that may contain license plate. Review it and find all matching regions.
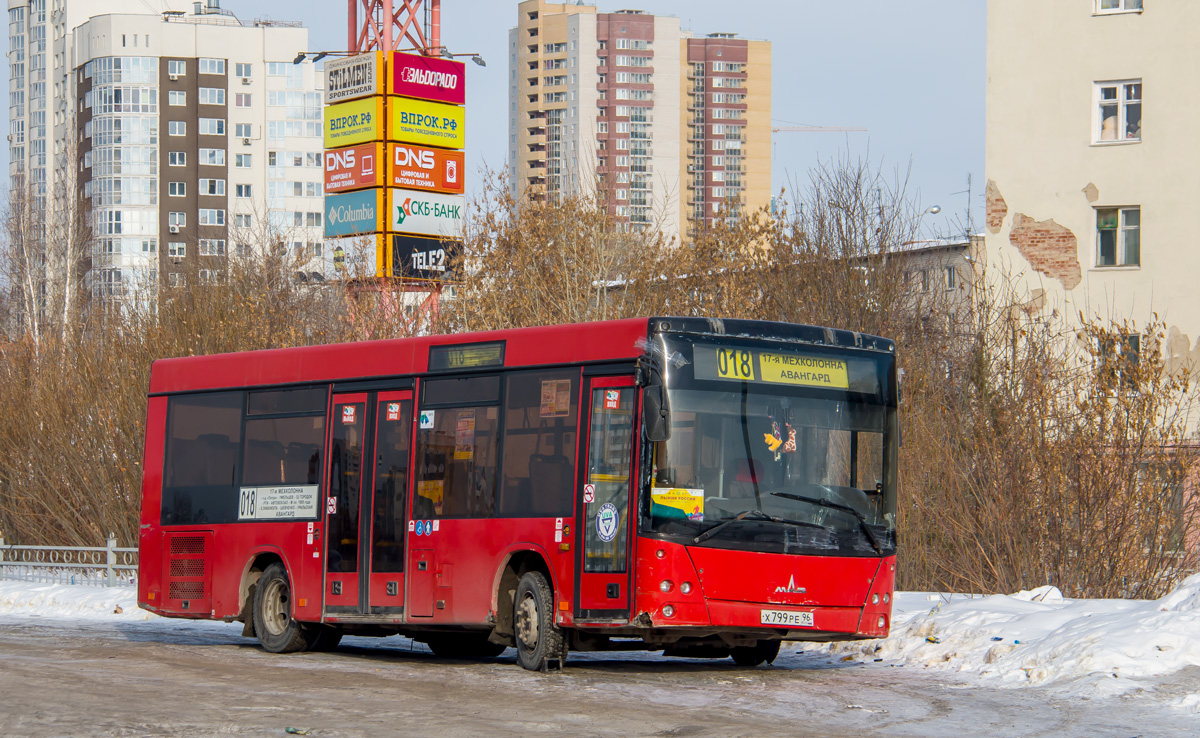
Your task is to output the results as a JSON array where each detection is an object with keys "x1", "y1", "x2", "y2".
[{"x1": 760, "y1": 608, "x2": 814, "y2": 627}]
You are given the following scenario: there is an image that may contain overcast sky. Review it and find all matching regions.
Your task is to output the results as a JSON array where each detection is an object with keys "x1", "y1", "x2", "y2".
[{"x1": 4, "y1": 0, "x2": 985, "y2": 232}]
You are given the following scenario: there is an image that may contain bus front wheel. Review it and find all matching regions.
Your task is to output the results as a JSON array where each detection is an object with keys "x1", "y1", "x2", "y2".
[
  {"x1": 253, "y1": 562, "x2": 313, "y2": 653},
  {"x1": 513, "y1": 571, "x2": 566, "y2": 671}
]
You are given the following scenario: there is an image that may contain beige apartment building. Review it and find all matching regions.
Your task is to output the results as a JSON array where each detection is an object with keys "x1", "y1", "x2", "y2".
[
  {"x1": 985, "y1": 0, "x2": 1199, "y2": 366},
  {"x1": 508, "y1": 0, "x2": 770, "y2": 243}
]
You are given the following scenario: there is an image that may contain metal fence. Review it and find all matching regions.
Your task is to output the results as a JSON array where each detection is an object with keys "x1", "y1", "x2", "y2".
[{"x1": 0, "y1": 534, "x2": 138, "y2": 587}]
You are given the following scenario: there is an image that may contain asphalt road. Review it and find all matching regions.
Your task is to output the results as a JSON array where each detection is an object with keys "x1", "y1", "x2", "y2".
[{"x1": 0, "y1": 617, "x2": 1191, "y2": 737}]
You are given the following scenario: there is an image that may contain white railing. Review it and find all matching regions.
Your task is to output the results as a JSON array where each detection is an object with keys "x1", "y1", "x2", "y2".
[{"x1": 0, "y1": 534, "x2": 138, "y2": 587}]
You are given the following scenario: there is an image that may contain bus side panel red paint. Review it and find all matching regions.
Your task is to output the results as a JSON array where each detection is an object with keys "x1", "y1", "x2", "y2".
[{"x1": 687, "y1": 547, "x2": 882, "y2": 608}]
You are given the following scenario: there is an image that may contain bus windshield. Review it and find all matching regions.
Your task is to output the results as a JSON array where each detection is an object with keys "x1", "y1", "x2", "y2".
[{"x1": 644, "y1": 341, "x2": 897, "y2": 556}]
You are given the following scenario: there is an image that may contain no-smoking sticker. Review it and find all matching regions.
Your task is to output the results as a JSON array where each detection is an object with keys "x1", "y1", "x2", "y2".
[{"x1": 583, "y1": 483, "x2": 596, "y2": 504}]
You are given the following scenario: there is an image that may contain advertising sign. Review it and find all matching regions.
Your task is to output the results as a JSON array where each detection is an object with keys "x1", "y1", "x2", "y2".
[
  {"x1": 325, "y1": 143, "x2": 384, "y2": 193},
  {"x1": 323, "y1": 96, "x2": 384, "y2": 148},
  {"x1": 324, "y1": 188, "x2": 384, "y2": 238},
  {"x1": 388, "y1": 188, "x2": 465, "y2": 238},
  {"x1": 393, "y1": 234, "x2": 462, "y2": 280},
  {"x1": 391, "y1": 52, "x2": 466, "y2": 105},
  {"x1": 324, "y1": 52, "x2": 384, "y2": 105},
  {"x1": 387, "y1": 143, "x2": 464, "y2": 194},
  {"x1": 324, "y1": 233, "x2": 388, "y2": 277},
  {"x1": 388, "y1": 97, "x2": 465, "y2": 149}
]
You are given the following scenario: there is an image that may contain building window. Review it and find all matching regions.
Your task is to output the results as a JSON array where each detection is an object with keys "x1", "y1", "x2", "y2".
[
  {"x1": 945, "y1": 266, "x2": 957, "y2": 290},
  {"x1": 168, "y1": 181, "x2": 186, "y2": 197},
  {"x1": 235, "y1": 214, "x2": 252, "y2": 228},
  {"x1": 168, "y1": 242, "x2": 186, "y2": 257},
  {"x1": 168, "y1": 272, "x2": 185, "y2": 287},
  {"x1": 199, "y1": 58, "x2": 226, "y2": 75},
  {"x1": 168, "y1": 212, "x2": 186, "y2": 228},
  {"x1": 199, "y1": 238, "x2": 226, "y2": 256},
  {"x1": 168, "y1": 120, "x2": 186, "y2": 136},
  {"x1": 169, "y1": 151, "x2": 186, "y2": 166},
  {"x1": 235, "y1": 153, "x2": 252, "y2": 168},
  {"x1": 199, "y1": 118, "x2": 225, "y2": 136},
  {"x1": 168, "y1": 90, "x2": 186, "y2": 106},
  {"x1": 199, "y1": 148, "x2": 226, "y2": 166},
  {"x1": 1095, "y1": 80, "x2": 1141, "y2": 142},
  {"x1": 1096, "y1": 206, "x2": 1140, "y2": 267},
  {"x1": 198, "y1": 178, "x2": 226, "y2": 196},
  {"x1": 167, "y1": 59, "x2": 186, "y2": 77},
  {"x1": 199, "y1": 87, "x2": 226, "y2": 105},
  {"x1": 235, "y1": 123, "x2": 253, "y2": 138},
  {"x1": 235, "y1": 93, "x2": 251, "y2": 108},
  {"x1": 1095, "y1": 0, "x2": 1143, "y2": 12},
  {"x1": 236, "y1": 184, "x2": 252, "y2": 198},
  {"x1": 235, "y1": 62, "x2": 252, "y2": 78},
  {"x1": 199, "y1": 209, "x2": 226, "y2": 226},
  {"x1": 1099, "y1": 333, "x2": 1140, "y2": 390}
]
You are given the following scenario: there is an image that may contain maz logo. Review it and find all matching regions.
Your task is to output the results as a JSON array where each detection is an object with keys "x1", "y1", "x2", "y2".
[{"x1": 774, "y1": 575, "x2": 807, "y2": 595}]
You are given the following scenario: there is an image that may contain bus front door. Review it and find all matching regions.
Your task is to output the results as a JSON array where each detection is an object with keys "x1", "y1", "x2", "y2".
[
  {"x1": 325, "y1": 391, "x2": 413, "y2": 617},
  {"x1": 574, "y1": 377, "x2": 637, "y2": 621}
]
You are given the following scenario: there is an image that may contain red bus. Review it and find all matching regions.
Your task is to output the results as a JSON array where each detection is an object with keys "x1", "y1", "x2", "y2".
[{"x1": 138, "y1": 317, "x2": 898, "y2": 670}]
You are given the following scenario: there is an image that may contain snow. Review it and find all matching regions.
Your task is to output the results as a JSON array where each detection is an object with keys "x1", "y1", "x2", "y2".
[
  {"x1": 3, "y1": 574, "x2": 1200, "y2": 713},
  {"x1": 800, "y1": 572, "x2": 1200, "y2": 712}
]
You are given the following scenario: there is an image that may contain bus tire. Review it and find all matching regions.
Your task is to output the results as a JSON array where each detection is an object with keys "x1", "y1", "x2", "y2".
[
  {"x1": 253, "y1": 562, "x2": 311, "y2": 653},
  {"x1": 730, "y1": 639, "x2": 781, "y2": 667},
  {"x1": 425, "y1": 633, "x2": 508, "y2": 659},
  {"x1": 513, "y1": 571, "x2": 566, "y2": 671}
]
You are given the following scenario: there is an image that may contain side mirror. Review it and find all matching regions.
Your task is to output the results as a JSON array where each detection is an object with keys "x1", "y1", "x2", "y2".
[{"x1": 643, "y1": 383, "x2": 671, "y2": 442}]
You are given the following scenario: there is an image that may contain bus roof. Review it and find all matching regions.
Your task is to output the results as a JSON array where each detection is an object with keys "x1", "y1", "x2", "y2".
[
  {"x1": 148, "y1": 317, "x2": 653, "y2": 394},
  {"x1": 147, "y1": 316, "x2": 895, "y2": 395}
]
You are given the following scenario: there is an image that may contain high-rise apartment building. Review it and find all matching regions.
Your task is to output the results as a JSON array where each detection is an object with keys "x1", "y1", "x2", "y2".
[
  {"x1": 986, "y1": 1, "x2": 1199, "y2": 366},
  {"x1": 8, "y1": 0, "x2": 326, "y2": 299},
  {"x1": 508, "y1": 0, "x2": 770, "y2": 242}
]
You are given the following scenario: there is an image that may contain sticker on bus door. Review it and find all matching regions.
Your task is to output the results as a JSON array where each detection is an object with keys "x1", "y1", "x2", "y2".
[
  {"x1": 386, "y1": 402, "x2": 401, "y2": 421},
  {"x1": 603, "y1": 390, "x2": 620, "y2": 410},
  {"x1": 342, "y1": 406, "x2": 356, "y2": 424}
]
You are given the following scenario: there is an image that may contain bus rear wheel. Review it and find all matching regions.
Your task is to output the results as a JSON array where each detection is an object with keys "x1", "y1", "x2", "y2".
[
  {"x1": 513, "y1": 571, "x2": 566, "y2": 671},
  {"x1": 730, "y1": 640, "x2": 781, "y2": 667},
  {"x1": 253, "y1": 562, "x2": 314, "y2": 653}
]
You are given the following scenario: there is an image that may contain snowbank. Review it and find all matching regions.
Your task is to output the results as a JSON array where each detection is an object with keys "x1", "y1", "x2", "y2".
[
  {"x1": 803, "y1": 573, "x2": 1200, "y2": 711},
  {"x1": 0, "y1": 581, "x2": 155, "y2": 621}
]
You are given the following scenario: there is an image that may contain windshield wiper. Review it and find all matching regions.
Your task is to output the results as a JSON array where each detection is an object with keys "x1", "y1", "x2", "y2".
[
  {"x1": 692, "y1": 509, "x2": 818, "y2": 545},
  {"x1": 769, "y1": 491, "x2": 883, "y2": 554}
]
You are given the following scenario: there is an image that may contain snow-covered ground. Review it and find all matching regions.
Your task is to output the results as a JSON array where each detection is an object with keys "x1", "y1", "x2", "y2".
[
  {"x1": 3, "y1": 574, "x2": 1199, "y2": 714},
  {"x1": 800, "y1": 573, "x2": 1200, "y2": 713}
]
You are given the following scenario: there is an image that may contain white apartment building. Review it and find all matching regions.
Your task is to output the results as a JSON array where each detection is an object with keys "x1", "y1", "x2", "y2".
[
  {"x1": 8, "y1": 0, "x2": 326, "y2": 298},
  {"x1": 986, "y1": 0, "x2": 1199, "y2": 370}
]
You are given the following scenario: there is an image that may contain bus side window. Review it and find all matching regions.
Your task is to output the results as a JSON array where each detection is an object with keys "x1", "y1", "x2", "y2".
[
  {"x1": 499, "y1": 370, "x2": 578, "y2": 517},
  {"x1": 416, "y1": 376, "x2": 502, "y2": 519},
  {"x1": 161, "y1": 391, "x2": 245, "y2": 525}
]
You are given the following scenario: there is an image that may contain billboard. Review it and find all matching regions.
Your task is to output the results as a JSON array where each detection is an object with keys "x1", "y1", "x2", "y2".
[
  {"x1": 324, "y1": 233, "x2": 387, "y2": 277},
  {"x1": 387, "y1": 143, "x2": 464, "y2": 194},
  {"x1": 388, "y1": 189, "x2": 465, "y2": 238},
  {"x1": 324, "y1": 188, "x2": 384, "y2": 238},
  {"x1": 391, "y1": 52, "x2": 466, "y2": 105},
  {"x1": 323, "y1": 96, "x2": 384, "y2": 148},
  {"x1": 393, "y1": 234, "x2": 461, "y2": 280},
  {"x1": 388, "y1": 97, "x2": 465, "y2": 149},
  {"x1": 325, "y1": 52, "x2": 384, "y2": 105},
  {"x1": 325, "y1": 143, "x2": 384, "y2": 193}
]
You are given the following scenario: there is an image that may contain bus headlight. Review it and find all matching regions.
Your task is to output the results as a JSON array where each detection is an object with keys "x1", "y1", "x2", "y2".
[
  {"x1": 659, "y1": 579, "x2": 674, "y2": 593},
  {"x1": 680, "y1": 581, "x2": 692, "y2": 595},
  {"x1": 883, "y1": 593, "x2": 890, "y2": 604},
  {"x1": 656, "y1": 549, "x2": 665, "y2": 559},
  {"x1": 662, "y1": 604, "x2": 676, "y2": 618},
  {"x1": 878, "y1": 615, "x2": 886, "y2": 629},
  {"x1": 872, "y1": 593, "x2": 879, "y2": 605}
]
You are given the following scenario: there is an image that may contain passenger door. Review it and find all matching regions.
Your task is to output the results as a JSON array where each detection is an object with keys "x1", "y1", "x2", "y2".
[
  {"x1": 324, "y1": 391, "x2": 414, "y2": 616},
  {"x1": 574, "y1": 377, "x2": 638, "y2": 620}
]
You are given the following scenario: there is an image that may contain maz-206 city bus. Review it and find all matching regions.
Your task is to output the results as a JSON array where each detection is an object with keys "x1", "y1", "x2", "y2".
[{"x1": 138, "y1": 317, "x2": 898, "y2": 671}]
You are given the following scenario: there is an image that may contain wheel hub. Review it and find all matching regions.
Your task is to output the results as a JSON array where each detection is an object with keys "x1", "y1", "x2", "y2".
[
  {"x1": 516, "y1": 594, "x2": 539, "y2": 648},
  {"x1": 262, "y1": 579, "x2": 290, "y2": 636}
]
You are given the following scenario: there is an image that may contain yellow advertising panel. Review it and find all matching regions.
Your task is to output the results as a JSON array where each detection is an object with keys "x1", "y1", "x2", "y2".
[
  {"x1": 758, "y1": 353, "x2": 850, "y2": 390},
  {"x1": 388, "y1": 97, "x2": 465, "y2": 149},
  {"x1": 324, "y1": 96, "x2": 385, "y2": 148}
]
